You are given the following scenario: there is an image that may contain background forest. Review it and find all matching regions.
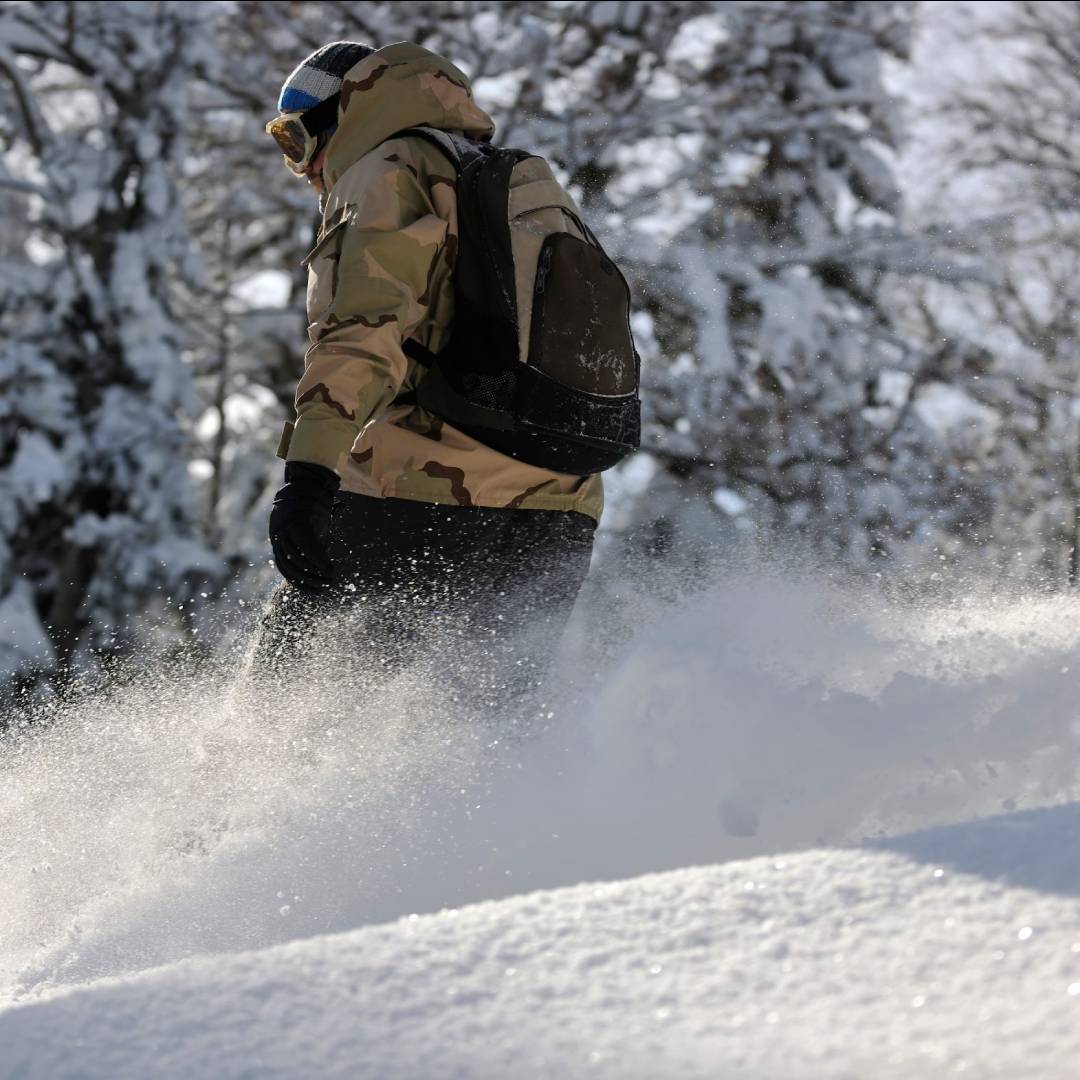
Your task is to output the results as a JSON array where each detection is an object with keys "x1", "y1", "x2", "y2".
[{"x1": 0, "y1": 0, "x2": 1073, "y2": 692}]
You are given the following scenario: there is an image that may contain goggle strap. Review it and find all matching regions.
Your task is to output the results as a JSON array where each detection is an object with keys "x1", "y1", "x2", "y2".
[{"x1": 301, "y1": 93, "x2": 341, "y2": 138}]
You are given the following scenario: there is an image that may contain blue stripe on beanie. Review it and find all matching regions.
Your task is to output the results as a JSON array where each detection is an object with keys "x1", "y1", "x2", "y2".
[
  {"x1": 278, "y1": 86, "x2": 322, "y2": 112},
  {"x1": 277, "y1": 41, "x2": 375, "y2": 115}
]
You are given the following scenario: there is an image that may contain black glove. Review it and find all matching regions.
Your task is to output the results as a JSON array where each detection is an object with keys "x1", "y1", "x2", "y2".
[{"x1": 268, "y1": 461, "x2": 340, "y2": 592}]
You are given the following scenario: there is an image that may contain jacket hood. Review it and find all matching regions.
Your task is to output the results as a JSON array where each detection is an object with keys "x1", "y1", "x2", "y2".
[{"x1": 324, "y1": 41, "x2": 496, "y2": 188}]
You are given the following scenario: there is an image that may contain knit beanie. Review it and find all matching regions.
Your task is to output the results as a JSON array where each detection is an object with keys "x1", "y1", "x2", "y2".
[{"x1": 277, "y1": 41, "x2": 376, "y2": 118}]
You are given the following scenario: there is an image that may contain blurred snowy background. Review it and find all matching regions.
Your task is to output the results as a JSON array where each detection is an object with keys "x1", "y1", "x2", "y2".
[{"x1": 0, "y1": 0, "x2": 1075, "y2": 696}]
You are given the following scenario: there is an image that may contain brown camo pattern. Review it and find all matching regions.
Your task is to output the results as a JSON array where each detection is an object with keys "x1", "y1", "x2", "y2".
[{"x1": 281, "y1": 42, "x2": 603, "y2": 523}]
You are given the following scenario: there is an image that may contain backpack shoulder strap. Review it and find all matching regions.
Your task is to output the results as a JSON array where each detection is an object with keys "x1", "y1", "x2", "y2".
[
  {"x1": 392, "y1": 125, "x2": 491, "y2": 174},
  {"x1": 389, "y1": 126, "x2": 495, "y2": 378}
]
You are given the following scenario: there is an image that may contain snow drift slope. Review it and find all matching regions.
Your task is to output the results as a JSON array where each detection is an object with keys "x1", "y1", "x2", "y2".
[
  {"x1": 3, "y1": 565, "x2": 1080, "y2": 1022},
  {"x1": 5, "y1": 817, "x2": 1080, "y2": 1080}
]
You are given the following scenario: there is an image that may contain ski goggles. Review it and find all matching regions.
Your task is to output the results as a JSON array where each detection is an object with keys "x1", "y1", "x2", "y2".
[{"x1": 265, "y1": 94, "x2": 340, "y2": 175}]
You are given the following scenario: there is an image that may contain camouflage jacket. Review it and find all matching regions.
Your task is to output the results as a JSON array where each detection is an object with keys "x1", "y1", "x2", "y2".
[{"x1": 277, "y1": 41, "x2": 604, "y2": 523}]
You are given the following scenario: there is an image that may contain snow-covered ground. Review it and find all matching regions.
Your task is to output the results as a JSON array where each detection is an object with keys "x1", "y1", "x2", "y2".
[
  {"x1": 4, "y1": 562, "x2": 1080, "y2": 1077},
  {"x1": 6, "y1": 831, "x2": 1080, "y2": 1079}
]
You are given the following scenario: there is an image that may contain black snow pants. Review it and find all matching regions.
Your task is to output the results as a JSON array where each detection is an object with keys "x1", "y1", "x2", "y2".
[{"x1": 249, "y1": 492, "x2": 596, "y2": 719}]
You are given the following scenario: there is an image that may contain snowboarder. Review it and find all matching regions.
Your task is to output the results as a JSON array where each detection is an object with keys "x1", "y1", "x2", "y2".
[{"x1": 256, "y1": 40, "x2": 638, "y2": 708}]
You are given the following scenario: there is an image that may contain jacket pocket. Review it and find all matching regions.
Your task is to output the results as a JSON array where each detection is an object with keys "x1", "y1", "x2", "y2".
[
  {"x1": 303, "y1": 217, "x2": 350, "y2": 338},
  {"x1": 301, "y1": 217, "x2": 350, "y2": 268}
]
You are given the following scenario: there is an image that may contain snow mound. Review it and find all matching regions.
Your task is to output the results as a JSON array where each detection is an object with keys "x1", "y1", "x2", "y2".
[{"x1": 5, "y1": 811, "x2": 1080, "y2": 1079}]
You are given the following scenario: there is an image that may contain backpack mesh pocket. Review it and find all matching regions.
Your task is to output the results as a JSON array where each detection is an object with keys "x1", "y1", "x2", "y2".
[{"x1": 460, "y1": 366, "x2": 516, "y2": 412}]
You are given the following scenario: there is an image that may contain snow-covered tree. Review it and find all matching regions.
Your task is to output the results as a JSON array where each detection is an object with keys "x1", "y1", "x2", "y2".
[
  {"x1": 0, "y1": 1, "x2": 224, "y2": 690},
  {"x1": 176, "y1": 2, "x2": 319, "y2": 562},
  {"x1": 579, "y1": 0, "x2": 983, "y2": 566},
  {"x1": 896, "y1": 0, "x2": 1080, "y2": 585}
]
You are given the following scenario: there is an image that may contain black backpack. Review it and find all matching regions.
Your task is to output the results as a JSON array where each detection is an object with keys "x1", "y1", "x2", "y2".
[{"x1": 397, "y1": 126, "x2": 640, "y2": 476}]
